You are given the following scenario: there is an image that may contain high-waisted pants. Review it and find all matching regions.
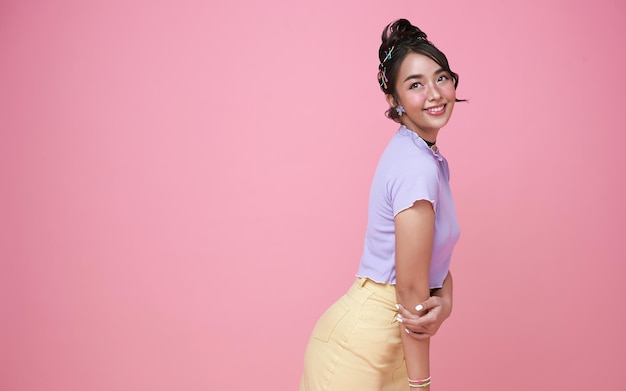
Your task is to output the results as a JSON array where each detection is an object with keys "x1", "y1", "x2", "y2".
[{"x1": 300, "y1": 278, "x2": 408, "y2": 391}]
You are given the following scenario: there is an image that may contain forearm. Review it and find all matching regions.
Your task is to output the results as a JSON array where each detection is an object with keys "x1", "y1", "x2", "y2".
[
  {"x1": 400, "y1": 327, "x2": 430, "y2": 385},
  {"x1": 396, "y1": 284, "x2": 431, "y2": 314},
  {"x1": 393, "y1": 200, "x2": 435, "y2": 385},
  {"x1": 396, "y1": 281, "x2": 431, "y2": 382}
]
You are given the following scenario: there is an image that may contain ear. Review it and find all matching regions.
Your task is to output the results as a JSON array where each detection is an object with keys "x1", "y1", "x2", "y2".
[{"x1": 386, "y1": 94, "x2": 398, "y2": 108}]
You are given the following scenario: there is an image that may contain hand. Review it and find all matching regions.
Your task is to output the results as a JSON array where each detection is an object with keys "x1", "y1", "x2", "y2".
[{"x1": 396, "y1": 296, "x2": 452, "y2": 340}]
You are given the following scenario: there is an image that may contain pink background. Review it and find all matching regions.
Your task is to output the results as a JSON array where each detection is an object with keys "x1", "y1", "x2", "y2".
[{"x1": 2, "y1": 0, "x2": 625, "y2": 390}]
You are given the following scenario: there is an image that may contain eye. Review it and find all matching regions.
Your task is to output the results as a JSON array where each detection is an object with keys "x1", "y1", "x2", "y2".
[
  {"x1": 437, "y1": 74, "x2": 451, "y2": 83},
  {"x1": 409, "y1": 82, "x2": 423, "y2": 89}
]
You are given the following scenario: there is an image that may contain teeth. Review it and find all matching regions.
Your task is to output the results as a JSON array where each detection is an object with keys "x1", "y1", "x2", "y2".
[{"x1": 427, "y1": 106, "x2": 444, "y2": 113}]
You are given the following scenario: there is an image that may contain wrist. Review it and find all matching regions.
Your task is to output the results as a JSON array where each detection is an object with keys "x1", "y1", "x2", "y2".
[
  {"x1": 431, "y1": 295, "x2": 452, "y2": 320},
  {"x1": 432, "y1": 289, "x2": 453, "y2": 314},
  {"x1": 408, "y1": 375, "x2": 431, "y2": 388}
]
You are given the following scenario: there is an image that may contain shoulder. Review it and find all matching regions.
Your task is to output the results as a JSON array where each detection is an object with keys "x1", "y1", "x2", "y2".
[
  {"x1": 387, "y1": 152, "x2": 438, "y2": 182},
  {"x1": 375, "y1": 129, "x2": 440, "y2": 185}
]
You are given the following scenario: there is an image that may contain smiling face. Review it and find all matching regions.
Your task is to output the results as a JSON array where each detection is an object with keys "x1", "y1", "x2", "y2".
[{"x1": 387, "y1": 52, "x2": 456, "y2": 141}]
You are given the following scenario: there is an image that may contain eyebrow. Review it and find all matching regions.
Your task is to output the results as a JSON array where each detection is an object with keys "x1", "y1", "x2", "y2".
[{"x1": 403, "y1": 68, "x2": 446, "y2": 82}]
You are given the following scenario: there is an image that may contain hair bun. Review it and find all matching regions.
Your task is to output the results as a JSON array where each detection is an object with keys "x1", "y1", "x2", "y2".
[{"x1": 382, "y1": 19, "x2": 428, "y2": 48}]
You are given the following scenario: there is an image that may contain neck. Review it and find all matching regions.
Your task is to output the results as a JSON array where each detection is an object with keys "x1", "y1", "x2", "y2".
[{"x1": 401, "y1": 124, "x2": 438, "y2": 146}]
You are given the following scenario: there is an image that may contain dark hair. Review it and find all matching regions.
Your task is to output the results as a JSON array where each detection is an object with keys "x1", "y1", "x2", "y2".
[{"x1": 377, "y1": 19, "x2": 462, "y2": 122}]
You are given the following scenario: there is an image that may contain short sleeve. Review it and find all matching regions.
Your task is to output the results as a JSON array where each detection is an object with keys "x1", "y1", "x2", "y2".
[{"x1": 388, "y1": 158, "x2": 439, "y2": 217}]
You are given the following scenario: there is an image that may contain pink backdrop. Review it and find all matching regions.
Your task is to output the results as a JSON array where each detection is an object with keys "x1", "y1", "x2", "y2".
[{"x1": 2, "y1": 0, "x2": 625, "y2": 390}]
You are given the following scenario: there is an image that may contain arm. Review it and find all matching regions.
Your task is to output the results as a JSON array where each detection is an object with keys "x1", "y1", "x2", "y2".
[
  {"x1": 394, "y1": 200, "x2": 435, "y2": 384},
  {"x1": 397, "y1": 271, "x2": 454, "y2": 340},
  {"x1": 398, "y1": 271, "x2": 453, "y2": 340}
]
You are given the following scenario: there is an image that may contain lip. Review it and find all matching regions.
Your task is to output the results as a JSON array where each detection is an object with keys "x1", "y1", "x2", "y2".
[{"x1": 424, "y1": 104, "x2": 446, "y2": 116}]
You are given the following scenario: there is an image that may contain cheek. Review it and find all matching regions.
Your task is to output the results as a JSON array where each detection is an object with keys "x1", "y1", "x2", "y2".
[
  {"x1": 443, "y1": 85, "x2": 457, "y2": 101},
  {"x1": 446, "y1": 101, "x2": 456, "y2": 114},
  {"x1": 404, "y1": 93, "x2": 427, "y2": 107}
]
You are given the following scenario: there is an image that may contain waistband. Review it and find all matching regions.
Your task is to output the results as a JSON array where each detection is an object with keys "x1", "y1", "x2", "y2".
[{"x1": 348, "y1": 277, "x2": 397, "y2": 305}]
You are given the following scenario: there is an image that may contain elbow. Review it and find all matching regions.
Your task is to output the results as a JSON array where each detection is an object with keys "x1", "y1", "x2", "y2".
[{"x1": 395, "y1": 280, "x2": 430, "y2": 308}]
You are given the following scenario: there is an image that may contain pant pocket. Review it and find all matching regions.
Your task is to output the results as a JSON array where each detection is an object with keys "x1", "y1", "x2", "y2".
[{"x1": 311, "y1": 297, "x2": 351, "y2": 343}]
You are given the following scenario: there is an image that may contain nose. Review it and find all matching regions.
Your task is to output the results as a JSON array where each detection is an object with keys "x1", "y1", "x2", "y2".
[{"x1": 428, "y1": 84, "x2": 441, "y2": 101}]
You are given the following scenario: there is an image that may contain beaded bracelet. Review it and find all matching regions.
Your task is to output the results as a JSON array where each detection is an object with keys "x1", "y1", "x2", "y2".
[{"x1": 408, "y1": 376, "x2": 431, "y2": 388}]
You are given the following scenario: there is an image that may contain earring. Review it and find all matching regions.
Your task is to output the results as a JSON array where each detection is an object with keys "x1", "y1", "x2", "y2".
[{"x1": 396, "y1": 106, "x2": 405, "y2": 116}]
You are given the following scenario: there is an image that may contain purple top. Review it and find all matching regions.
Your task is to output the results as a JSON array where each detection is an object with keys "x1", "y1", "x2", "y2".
[{"x1": 356, "y1": 126, "x2": 460, "y2": 288}]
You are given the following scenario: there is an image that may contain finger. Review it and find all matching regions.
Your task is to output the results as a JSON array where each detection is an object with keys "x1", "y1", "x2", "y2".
[
  {"x1": 395, "y1": 303, "x2": 409, "y2": 313},
  {"x1": 396, "y1": 304, "x2": 420, "y2": 319},
  {"x1": 411, "y1": 313, "x2": 437, "y2": 329},
  {"x1": 407, "y1": 330, "x2": 432, "y2": 341},
  {"x1": 404, "y1": 327, "x2": 426, "y2": 335},
  {"x1": 415, "y1": 296, "x2": 441, "y2": 312},
  {"x1": 406, "y1": 326, "x2": 435, "y2": 339},
  {"x1": 411, "y1": 318, "x2": 440, "y2": 335},
  {"x1": 396, "y1": 313, "x2": 424, "y2": 325}
]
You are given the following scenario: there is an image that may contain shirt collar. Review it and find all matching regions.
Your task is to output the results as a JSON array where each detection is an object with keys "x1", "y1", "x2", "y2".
[{"x1": 399, "y1": 125, "x2": 443, "y2": 161}]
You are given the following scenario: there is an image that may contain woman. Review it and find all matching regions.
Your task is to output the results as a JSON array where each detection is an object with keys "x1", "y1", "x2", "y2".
[{"x1": 300, "y1": 19, "x2": 462, "y2": 391}]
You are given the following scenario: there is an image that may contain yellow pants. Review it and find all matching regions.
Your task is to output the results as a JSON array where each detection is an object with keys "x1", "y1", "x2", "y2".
[{"x1": 300, "y1": 278, "x2": 408, "y2": 391}]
